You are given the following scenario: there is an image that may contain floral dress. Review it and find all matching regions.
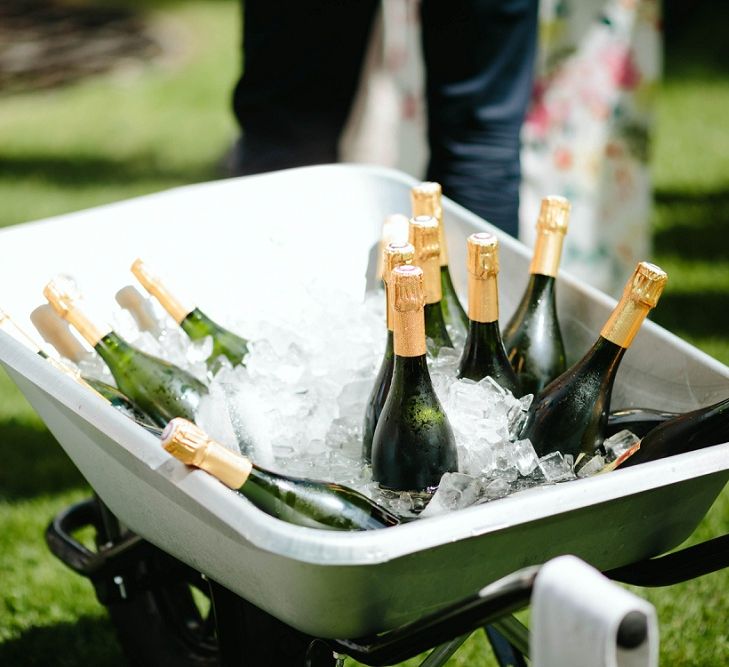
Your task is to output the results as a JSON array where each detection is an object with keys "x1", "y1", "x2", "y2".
[
  {"x1": 340, "y1": 0, "x2": 661, "y2": 296},
  {"x1": 521, "y1": 0, "x2": 661, "y2": 295}
]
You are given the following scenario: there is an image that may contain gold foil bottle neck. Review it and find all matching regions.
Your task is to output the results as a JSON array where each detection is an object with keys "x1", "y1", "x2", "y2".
[
  {"x1": 466, "y1": 233, "x2": 500, "y2": 323},
  {"x1": 391, "y1": 265, "x2": 427, "y2": 357},
  {"x1": 131, "y1": 258, "x2": 192, "y2": 325},
  {"x1": 411, "y1": 182, "x2": 448, "y2": 267},
  {"x1": 383, "y1": 242, "x2": 415, "y2": 331},
  {"x1": 43, "y1": 278, "x2": 110, "y2": 347},
  {"x1": 409, "y1": 215, "x2": 442, "y2": 304},
  {"x1": 601, "y1": 261, "x2": 667, "y2": 348},
  {"x1": 529, "y1": 195, "x2": 571, "y2": 277},
  {"x1": 161, "y1": 418, "x2": 253, "y2": 489}
]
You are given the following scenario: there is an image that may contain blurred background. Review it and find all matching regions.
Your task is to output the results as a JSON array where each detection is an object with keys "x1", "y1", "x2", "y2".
[{"x1": 0, "y1": 0, "x2": 727, "y2": 665}]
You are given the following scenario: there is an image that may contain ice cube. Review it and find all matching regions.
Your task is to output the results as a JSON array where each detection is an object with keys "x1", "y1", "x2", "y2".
[
  {"x1": 576, "y1": 454, "x2": 606, "y2": 478},
  {"x1": 483, "y1": 477, "x2": 510, "y2": 500},
  {"x1": 512, "y1": 438, "x2": 539, "y2": 476},
  {"x1": 603, "y1": 429, "x2": 641, "y2": 461},
  {"x1": 421, "y1": 472, "x2": 482, "y2": 517},
  {"x1": 538, "y1": 451, "x2": 576, "y2": 482}
]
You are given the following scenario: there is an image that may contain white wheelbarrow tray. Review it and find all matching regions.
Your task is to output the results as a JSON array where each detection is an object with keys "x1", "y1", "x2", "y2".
[{"x1": 0, "y1": 165, "x2": 727, "y2": 639}]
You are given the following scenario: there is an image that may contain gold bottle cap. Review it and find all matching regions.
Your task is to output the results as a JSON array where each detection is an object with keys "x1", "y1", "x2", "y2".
[
  {"x1": 408, "y1": 215, "x2": 442, "y2": 305},
  {"x1": 375, "y1": 214, "x2": 411, "y2": 282},
  {"x1": 161, "y1": 418, "x2": 253, "y2": 489},
  {"x1": 383, "y1": 242, "x2": 415, "y2": 332},
  {"x1": 466, "y1": 233, "x2": 500, "y2": 323},
  {"x1": 44, "y1": 277, "x2": 110, "y2": 347},
  {"x1": 411, "y1": 182, "x2": 448, "y2": 267},
  {"x1": 131, "y1": 259, "x2": 192, "y2": 325},
  {"x1": 530, "y1": 196, "x2": 571, "y2": 277},
  {"x1": 391, "y1": 265, "x2": 426, "y2": 357},
  {"x1": 601, "y1": 261, "x2": 668, "y2": 348}
]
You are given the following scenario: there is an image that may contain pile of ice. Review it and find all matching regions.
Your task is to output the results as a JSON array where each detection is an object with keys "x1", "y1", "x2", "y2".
[{"x1": 67, "y1": 277, "x2": 637, "y2": 519}]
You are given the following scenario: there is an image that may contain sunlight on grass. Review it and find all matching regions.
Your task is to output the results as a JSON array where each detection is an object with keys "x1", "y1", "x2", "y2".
[{"x1": 0, "y1": 1, "x2": 727, "y2": 665}]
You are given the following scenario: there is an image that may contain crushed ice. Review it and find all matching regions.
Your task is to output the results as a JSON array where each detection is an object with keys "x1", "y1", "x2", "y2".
[{"x1": 60, "y1": 278, "x2": 624, "y2": 519}]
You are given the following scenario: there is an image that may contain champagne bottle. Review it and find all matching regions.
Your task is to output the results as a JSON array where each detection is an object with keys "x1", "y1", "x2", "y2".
[
  {"x1": 606, "y1": 407, "x2": 678, "y2": 439},
  {"x1": 131, "y1": 259, "x2": 249, "y2": 371},
  {"x1": 363, "y1": 241, "x2": 415, "y2": 463},
  {"x1": 371, "y1": 265, "x2": 458, "y2": 493},
  {"x1": 162, "y1": 418, "x2": 400, "y2": 530},
  {"x1": 0, "y1": 308, "x2": 160, "y2": 432},
  {"x1": 411, "y1": 182, "x2": 468, "y2": 338},
  {"x1": 616, "y1": 397, "x2": 729, "y2": 468},
  {"x1": 521, "y1": 261, "x2": 668, "y2": 459},
  {"x1": 457, "y1": 233, "x2": 520, "y2": 394},
  {"x1": 44, "y1": 278, "x2": 207, "y2": 428},
  {"x1": 503, "y1": 196, "x2": 570, "y2": 395},
  {"x1": 409, "y1": 215, "x2": 453, "y2": 355}
]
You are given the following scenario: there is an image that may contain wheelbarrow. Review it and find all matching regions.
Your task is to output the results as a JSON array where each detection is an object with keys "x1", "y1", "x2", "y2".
[{"x1": 0, "y1": 165, "x2": 727, "y2": 665}]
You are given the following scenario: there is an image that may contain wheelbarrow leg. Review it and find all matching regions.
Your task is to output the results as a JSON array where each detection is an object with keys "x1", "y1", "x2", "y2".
[
  {"x1": 208, "y1": 579, "x2": 337, "y2": 667},
  {"x1": 484, "y1": 616, "x2": 529, "y2": 667}
]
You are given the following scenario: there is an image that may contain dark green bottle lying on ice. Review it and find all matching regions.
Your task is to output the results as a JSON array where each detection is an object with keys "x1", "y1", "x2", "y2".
[
  {"x1": 503, "y1": 196, "x2": 570, "y2": 396},
  {"x1": 44, "y1": 278, "x2": 207, "y2": 428},
  {"x1": 371, "y1": 264, "x2": 458, "y2": 493},
  {"x1": 409, "y1": 215, "x2": 453, "y2": 356},
  {"x1": 616, "y1": 396, "x2": 729, "y2": 468},
  {"x1": 162, "y1": 418, "x2": 400, "y2": 530},
  {"x1": 457, "y1": 232, "x2": 519, "y2": 395},
  {"x1": 132, "y1": 258, "x2": 249, "y2": 372},
  {"x1": 521, "y1": 262, "x2": 668, "y2": 460},
  {"x1": 362, "y1": 241, "x2": 415, "y2": 463}
]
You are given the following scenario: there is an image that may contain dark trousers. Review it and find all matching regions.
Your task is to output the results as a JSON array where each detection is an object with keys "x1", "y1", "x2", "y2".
[{"x1": 232, "y1": 0, "x2": 538, "y2": 237}]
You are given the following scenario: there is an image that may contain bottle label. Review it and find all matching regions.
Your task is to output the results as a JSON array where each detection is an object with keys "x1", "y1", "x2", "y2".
[
  {"x1": 468, "y1": 276, "x2": 499, "y2": 323},
  {"x1": 394, "y1": 309, "x2": 427, "y2": 357},
  {"x1": 530, "y1": 229, "x2": 565, "y2": 277},
  {"x1": 601, "y1": 298, "x2": 650, "y2": 349}
]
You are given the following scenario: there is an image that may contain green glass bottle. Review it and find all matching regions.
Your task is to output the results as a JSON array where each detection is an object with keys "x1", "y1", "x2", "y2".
[
  {"x1": 521, "y1": 262, "x2": 668, "y2": 459},
  {"x1": 0, "y1": 307, "x2": 161, "y2": 433},
  {"x1": 44, "y1": 279, "x2": 207, "y2": 428},
  {"x1": 363, "y1": 241, "x2": 415, "y2": 463},
  {"x1": 371, "y1": 265, "x2": 458, "y2": 493},
  {"x1": 409, "y1": 215, "x2": 453, "y2": 356},
  {"x1": 503, "y1": 196, "x2": 570, "y2": 395},
  {"x1": 457, "y1": 233, "x2": 520, "y2": 395},
  {"x1": 411, "y1": 182, "x2": 468, "y2": 340},
  {"x1": 616, "y1": 396, "x2": 729, "y2": 468},
  {"x1": 132, "y1": 259, "x2": 249, "y2": 372},
  {"x1": 162, "y1": 418, "x2": 400, "y2": 530},
  {"x1": 606, "y1": 407, "x2": 678, "y2": 439}
]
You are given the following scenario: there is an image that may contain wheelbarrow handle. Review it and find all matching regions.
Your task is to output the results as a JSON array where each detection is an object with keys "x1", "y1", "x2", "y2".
[
  {"x1": 331, "y1": 566, "x2": 539, "y2": 666},
  {"x1": 605, "y1": 532, "x2": 729, "y2": 587},
  {"x1": 44, "y1": 497, "x2": 143, "y2": 577}
]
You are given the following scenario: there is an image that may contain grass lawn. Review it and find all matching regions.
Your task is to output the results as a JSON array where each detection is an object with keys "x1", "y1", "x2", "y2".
[{"x1": 0, "y1": 1, "x2": 727, "y2": 665}]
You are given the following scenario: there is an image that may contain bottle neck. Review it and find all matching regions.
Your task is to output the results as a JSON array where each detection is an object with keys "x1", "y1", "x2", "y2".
[
  {"x1": 61, "y1": 304, "x2": 111, "y2": 348},
  {"x1": 467, "y1": 273, "x2": 499, "y2": 323},
  {"x1": 530, "y1": 229, "x2": 565, "y2": 277},
  {"x1": 392, "y1": 353, "x2": 432, "y2": 388},
  {"x1": 463, "y1": 320, "x2": 504, "y2": 355},
  {"x1": 601, "y1": 293, "x2": 652, "y2": 349},
  {"x1": 133, "y1": 262, "x2": 193, "y2": 324},
  {"x1": 581, "y1": 336, "x2": 627, "y2": 384},
  {"x1": 179, "y1": 307, "x2": 214, "y2": 340}
]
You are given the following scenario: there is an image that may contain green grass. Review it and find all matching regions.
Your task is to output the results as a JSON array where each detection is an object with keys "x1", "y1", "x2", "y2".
[{"x1": 0, "y1": 1, "x2": 728, "y2": 665}]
